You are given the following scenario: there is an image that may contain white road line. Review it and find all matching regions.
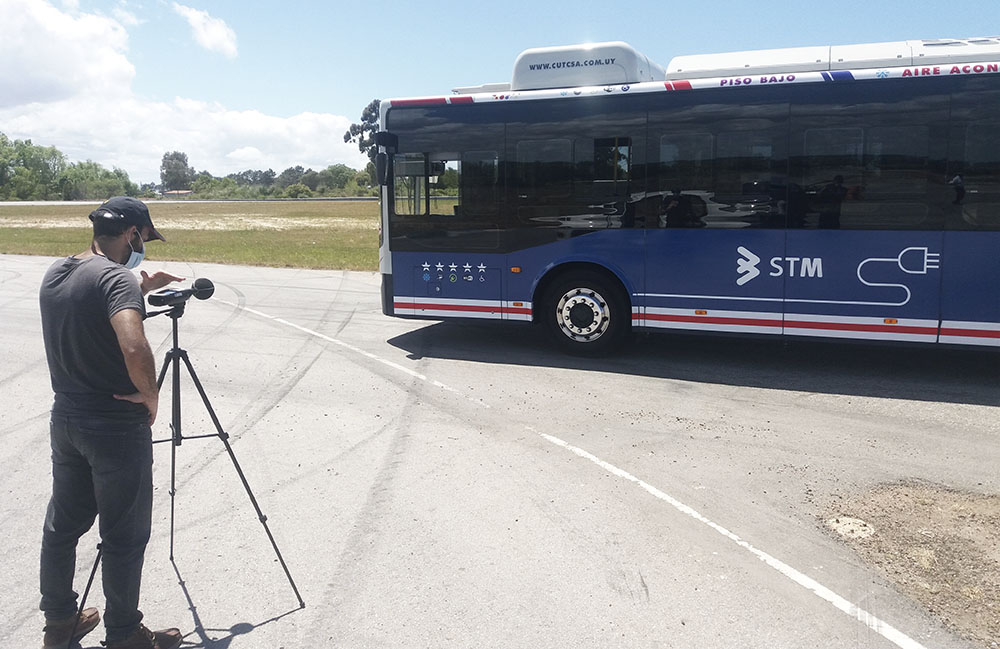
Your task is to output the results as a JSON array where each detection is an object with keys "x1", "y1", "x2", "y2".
[
  {"x1": 532, "y1": 428, "x2": 929, "y2": 649},
  {"x1": 223, "y1": 294, "x2": 924, "y2": 648},
  {"x1": 218, "y1": 300, "x2": 488, "y2": 407}
]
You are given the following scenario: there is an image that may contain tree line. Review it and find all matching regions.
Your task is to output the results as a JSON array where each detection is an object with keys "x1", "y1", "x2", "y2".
[
  {"x1": 1, "y1": 104, "x2": 381, "y2": 201},
  {"x1": 158, "y1": 151, "x2": 378, "y2": 199},
  {"x1": 0, "y1": 132, "x2": 139, "y2": 201}
]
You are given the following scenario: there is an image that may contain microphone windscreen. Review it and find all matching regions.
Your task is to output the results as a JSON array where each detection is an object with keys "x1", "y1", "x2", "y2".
[{"x1": 193, "y1": 277, "x2": 215, "y2": 300}]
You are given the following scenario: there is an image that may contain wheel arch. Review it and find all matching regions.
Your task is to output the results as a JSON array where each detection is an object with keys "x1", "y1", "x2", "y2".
[{"x1": 531, "y1": 261, "x2": 634, "y2": 325}]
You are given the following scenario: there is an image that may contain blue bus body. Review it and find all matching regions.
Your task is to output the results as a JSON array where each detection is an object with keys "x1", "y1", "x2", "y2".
[{"x1": 379, "y1": 56, "x2": 1000, "y2": 351}]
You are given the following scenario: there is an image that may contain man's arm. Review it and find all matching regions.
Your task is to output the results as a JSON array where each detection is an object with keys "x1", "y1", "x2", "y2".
[{"x1": 110, "y1": 308, "x2": 159, "y2": 425}]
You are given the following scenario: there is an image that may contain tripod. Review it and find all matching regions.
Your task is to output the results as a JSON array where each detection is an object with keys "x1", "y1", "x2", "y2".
[{"x1": 150, "y1": 301, "x2": 304, "y2": 608}]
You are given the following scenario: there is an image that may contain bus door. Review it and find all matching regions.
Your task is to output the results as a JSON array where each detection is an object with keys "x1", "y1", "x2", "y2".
[
  {"x1": 383, "y1": 104, "x2": 506, "y2": 320},
  {"x1": 781, "y1": 82, "x2": 950, "y2": 343},
  {"x1": 939, "y1": 94, "x2": 1000, "y2": 346},
  {"x1": 642, "y1": 96, "x2": 789, "y2": 336}
]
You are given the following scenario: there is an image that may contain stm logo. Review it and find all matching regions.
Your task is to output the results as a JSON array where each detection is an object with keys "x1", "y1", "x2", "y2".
[
  {"x1": 736, "y1": 246, "x2": 760, "y2": 285},
  {"x1": 736, "y1": 247, "x2": 825, "y2": 285}
]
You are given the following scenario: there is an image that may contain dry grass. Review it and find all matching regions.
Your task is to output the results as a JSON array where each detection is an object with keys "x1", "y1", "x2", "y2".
[{"x1": 0, "y1": 200, "x2": 380, "y2": 270}]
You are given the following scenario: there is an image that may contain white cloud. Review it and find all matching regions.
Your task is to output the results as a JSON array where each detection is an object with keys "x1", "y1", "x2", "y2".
[
  {"x1": 0, "y1": 1, "x2": 367, "y2": 184},
  {"x1": 0, "y1": 0, "x2": 134, "y2": 108},
  {"x1": 172, "y1": 3, "x2": 237, "y2": 59},
  {"x1": 112, "y1": 6, "x2": 141, "y2": 27}
]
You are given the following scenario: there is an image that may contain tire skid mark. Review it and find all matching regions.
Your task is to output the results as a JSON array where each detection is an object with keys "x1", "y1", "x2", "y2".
[
  {"x1": 222, "y1": 300, "x2": 487, "y2": 408},
  {"x1": 0, "y1": 358, "x2": 47, "y2": 391},
  {"x1": 158, "y1": 275, "x2": 359, "y2": 494},
  {"x1": 0, "y1": 269, "x2": 23, "y2": 284},
  {"x1": 156, "y1": 329, "x2": 327, "y2": 497},
  {"x1": 302, "y1": 363, "x2": 426, "y2": 642},
  {"x1": 165, "y1": 412, "x2": 407, "y2": 538},
  {"x1": 0, "y1": 412, "x2": 52, "y2": 529}
]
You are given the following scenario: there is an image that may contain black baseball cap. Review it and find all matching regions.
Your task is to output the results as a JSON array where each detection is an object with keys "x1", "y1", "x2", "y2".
[{"x1": 89, "y1": 196, "x2": 166, "y2": 242}]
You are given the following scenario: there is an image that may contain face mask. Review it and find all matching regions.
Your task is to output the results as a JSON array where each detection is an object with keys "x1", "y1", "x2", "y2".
[{"x1": 124, "y1": 230, "x2": 145, "y2": 269}]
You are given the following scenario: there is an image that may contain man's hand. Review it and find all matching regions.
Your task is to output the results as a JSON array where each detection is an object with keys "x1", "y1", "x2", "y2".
[
  {"x1": 114, "y1": 391, "x2": 158, "y2": 426},
  {"x1": 140, "y1": 270, "x2": 185, "y2": 295}
]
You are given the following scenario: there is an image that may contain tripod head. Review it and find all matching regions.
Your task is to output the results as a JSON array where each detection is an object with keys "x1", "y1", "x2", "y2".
[{"x1": 148, "y1": 278, "x2": 214, "y2": 318}]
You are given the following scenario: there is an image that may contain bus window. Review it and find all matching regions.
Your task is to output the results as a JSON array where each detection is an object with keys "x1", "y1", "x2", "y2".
[
  {"x1": 659, "y1": 133, "x2": 713, "y2": 192},
  {"x1": 791, "y1": 87, "x2": 948, "y2": 230},
  {"x1": 424, "y1": 151, "x2": 500, "y2": 219},
  {"x1": 428, "y1": 155, "x2": 459, "y2": 217},
  {"x1": 714, "y1": 128, "x2": 788, "y2": 229},
  {"x1": 650, "y1": 99, "x2": 789, "y2": 229},
  {"x1": 393, "y1": 153, "x2": 427, "y2": 216},
  {"x1": 593, "y1": 137, "x2": 631, "y2": 185},
  {"x1": 954, "y1": 122, "x2": 1000, "y2": 230},
  {"x1": 864, "y1": 126, "x2": 929, "y2": 196},
  {"x1": 516, "y1": 138, "x2": 572, "y2": 200},
  {"x1": 802, "y1": 128, "x2": 863, "y2": 189},
  {"x1": 461, "y1": 150, "x2": 500, "y2": 216}
]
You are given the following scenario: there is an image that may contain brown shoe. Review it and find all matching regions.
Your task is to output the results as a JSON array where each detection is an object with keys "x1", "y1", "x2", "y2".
[
  {"x1": 42, "y1": 607, "x2": 101, "y2": 649},
  {"x1": 42, "y1": 608, "x2": 101, "y2": 649},
  {"x1": 105, "y1": 624, "x2": 182, "y2": 649}
]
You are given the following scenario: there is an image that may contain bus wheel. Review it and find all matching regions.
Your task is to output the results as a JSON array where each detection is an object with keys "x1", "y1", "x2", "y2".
[{"x1": 544, "y1": 272, "x2": 629, "y2": 355}]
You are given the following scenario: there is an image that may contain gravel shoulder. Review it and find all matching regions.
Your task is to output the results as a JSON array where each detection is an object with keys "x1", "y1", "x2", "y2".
[{"x1": 825, "y1": 482, "x2": 1000, "y2": 648}]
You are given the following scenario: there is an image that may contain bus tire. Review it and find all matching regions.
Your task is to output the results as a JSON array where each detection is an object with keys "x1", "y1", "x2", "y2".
[{"x1": 542, "y1": 271, "x2": 630, "y2": 355}]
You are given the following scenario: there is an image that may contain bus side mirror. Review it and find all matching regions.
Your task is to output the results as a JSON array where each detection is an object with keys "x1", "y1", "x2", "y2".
[{"x1": 376, "y1": 152, "x2": 389, "y2": 186}]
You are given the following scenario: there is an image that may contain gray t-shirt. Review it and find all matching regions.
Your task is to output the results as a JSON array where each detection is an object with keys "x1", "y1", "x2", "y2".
[{"x1": 40, "y1": 255, "x2": 148, "y2": 422}]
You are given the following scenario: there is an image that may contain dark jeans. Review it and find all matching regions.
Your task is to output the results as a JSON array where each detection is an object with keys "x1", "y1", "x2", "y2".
[{"x1": 40, "y1": 413, "x2": 153, "y2": 643}]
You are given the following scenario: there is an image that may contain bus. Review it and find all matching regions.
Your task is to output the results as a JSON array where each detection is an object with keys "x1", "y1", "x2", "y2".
[{"x1": 375, "y1": 37, "x2": 1000, "y2": 354}]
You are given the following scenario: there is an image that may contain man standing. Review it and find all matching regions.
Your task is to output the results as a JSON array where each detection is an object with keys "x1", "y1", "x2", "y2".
[{"x1": 38, "y1": 197, "x2": 183, "y2": 649}]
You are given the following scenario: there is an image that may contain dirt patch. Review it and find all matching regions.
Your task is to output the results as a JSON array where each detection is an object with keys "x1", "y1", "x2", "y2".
[{"x1": 824, "y1": 482, "x2": 1000, "y2": 648}]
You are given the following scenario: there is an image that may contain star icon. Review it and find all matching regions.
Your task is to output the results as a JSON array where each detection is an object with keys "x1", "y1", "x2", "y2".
[
  {"x1": 477, "y1": 263, "x2": 486, "y2": 273},
  {"x1": 463, "y1": 263, "x2": 472, "y2": 272},
  {"x1": 448, "y1": 263, "x2": 458, "y2": 271},
  {"x1": 435, "y1": 263, "x2": 444, "y2": 271},
  {"x1": 422, "y1": 262, "x2": 430, "y2": 271}
]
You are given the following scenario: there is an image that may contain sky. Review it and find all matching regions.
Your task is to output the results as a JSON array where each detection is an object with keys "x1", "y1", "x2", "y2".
[{"x1": 1, "y1": 0, "x2": 997, "y2": 184}]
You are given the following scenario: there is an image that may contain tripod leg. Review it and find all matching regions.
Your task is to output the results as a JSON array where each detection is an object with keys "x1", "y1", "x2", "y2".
[
  {"x1": 155, "y1": 351, "x2": 170, "y2": 390},
  {"x1": 156, "y1": 348, "x2": 181, "y2": 560},
  {"x1": 66, "y1": 543, "x2": 102, "y2": 649},
  {"x1": 178, "y1": 352, "x2": 306, "y2": 608}
]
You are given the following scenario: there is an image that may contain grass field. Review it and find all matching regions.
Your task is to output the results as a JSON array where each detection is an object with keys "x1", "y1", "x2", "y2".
[{"x1": 0, "y1": 200, "x2": 381, "y2": 270}]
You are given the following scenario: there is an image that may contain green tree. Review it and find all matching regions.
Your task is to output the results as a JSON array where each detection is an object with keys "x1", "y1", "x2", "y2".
[
  {"x1": 191, "y1": 174, "x2": 247, "y2": 199},
  {"x1": 0, "y1": 133, "x2": 66, "y2": 200},
  {"x1": 301, "y1": 169, "x2": 320, "y2": 191},
  {"x1": 343, "y1": 99, "x2": 380, "y2": 165},
  {"x1": 0, "y1": 133, "x2": 14, "y2": 191},
  {"x1": 281, "y1": 182, "x2": 313, "y2": 198},
  {"x1": 160, "y1": 151, "x2": 196, "y2": 191},
  {"x1": 58, "y1": 160, "x2": 138, "y2": 200},
  {"x1": 275, "y1": 165, "x2": 305, "y2": 189}
]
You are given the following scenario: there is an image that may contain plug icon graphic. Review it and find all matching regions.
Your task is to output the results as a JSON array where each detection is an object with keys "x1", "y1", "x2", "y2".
[{"x1": 896, "y1": 247, "x2": 941, "y2": 274}]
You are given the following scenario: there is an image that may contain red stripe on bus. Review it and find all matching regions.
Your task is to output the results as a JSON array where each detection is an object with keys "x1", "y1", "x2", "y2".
[
  {"x1": 449, "y1": 96, "x2": 474, "y2": 104},
  {"x1": 644, "y1": 314, "x2": 938, "y2": 336},
  {"x1": 397, "y1": 302, "x2": 498, "y2": 313},
  {"x1": 391, "y1": 98, "x2": 448, "y2": 107},
  {"x1": 644, "y1": 313, "x2": 782, "y2": 328},
  {"x1": 671, "y1": 80, "x2": 692, "y2": 90},
  {"x1": 396, "y1": 301, "x2": 530, "y2": 316},
  {"x1": 939, "y1": 327, "x2": 1000, "y2": 339},
  {"x1": 784, "y1": 320, "x2": 938, "y2": 335}
]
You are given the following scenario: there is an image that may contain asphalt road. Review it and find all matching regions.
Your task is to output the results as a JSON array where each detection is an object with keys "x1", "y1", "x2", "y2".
[{"x1": 3, "y1": 253, "x2": 997, "y2": 649}]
